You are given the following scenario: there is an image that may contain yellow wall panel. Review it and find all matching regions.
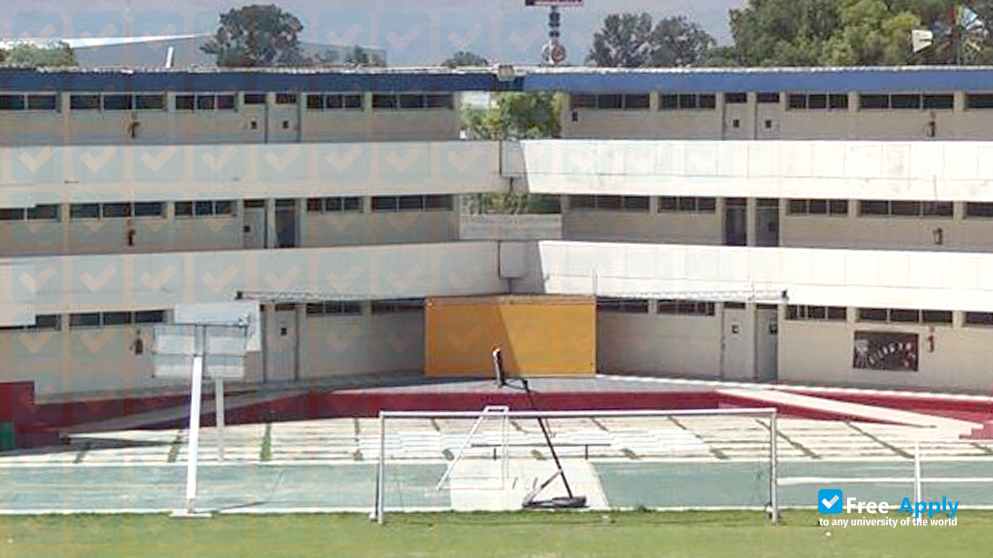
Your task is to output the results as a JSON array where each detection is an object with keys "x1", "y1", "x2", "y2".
[{"x1": 425, "y1": 295, "x2": 595, "y2": 378}]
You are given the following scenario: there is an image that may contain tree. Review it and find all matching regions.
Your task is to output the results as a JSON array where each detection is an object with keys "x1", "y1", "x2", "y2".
[
  {"x1": 201, "y1": 4, "x2": 308, "y2": 67},
  {"x1": 463, "y1": 93, "x2": 563, "y2": 214},
  {"x1": 344, "y1": 46, "x2": 385, "y2": 67},
  {"x1": 728, "y1": 0, "x2": 842, "y2": 66},
  {"x1": 0, "y1": 42, "x2": 76, "y2": 67},
  {"x1": 587, "y1": 13, "x2": 717, "y2": 67},
  {"x1": 442, "y1": 51, "x2": 490, "y2": 68}
]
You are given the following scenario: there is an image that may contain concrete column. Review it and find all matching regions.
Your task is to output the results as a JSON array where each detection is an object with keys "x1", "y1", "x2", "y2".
[
  {"x1": 746, "y1": 198, "x2": 758, "y2": 247},
  {"x1": 265, "y1": 199, "x2": 277, "y2": 249},
  {"x1": 295, "y1": 303, "x2": 306, "y2": 380}
]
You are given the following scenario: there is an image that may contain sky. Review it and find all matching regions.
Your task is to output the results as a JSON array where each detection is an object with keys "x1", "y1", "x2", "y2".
[{"x1": 0, "y1": 0, "x2": 745, "y2": 66}]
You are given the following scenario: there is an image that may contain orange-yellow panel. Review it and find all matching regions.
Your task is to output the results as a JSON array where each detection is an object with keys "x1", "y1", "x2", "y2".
[{"x1": 425, "y1": 295, "x2": 595, "y2": 378}]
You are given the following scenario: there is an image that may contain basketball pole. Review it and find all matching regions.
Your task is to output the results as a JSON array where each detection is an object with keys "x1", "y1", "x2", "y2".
[{"x1": 183, "y1": 325, "x2": 205, "y2": 515}]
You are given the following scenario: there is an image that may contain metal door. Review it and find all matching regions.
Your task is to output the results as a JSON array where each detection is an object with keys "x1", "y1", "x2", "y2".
[
  {"x1": 243, "y1": 201, "x2": 266, "y2": 249},
  {"x1": 266, "y1": 306, "x2": 297, "y2": 382}
]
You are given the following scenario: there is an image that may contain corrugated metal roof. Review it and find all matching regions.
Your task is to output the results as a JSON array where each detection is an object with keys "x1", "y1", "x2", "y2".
[{"x1": 1, "y1": 65, "x2": 992, "y2": 93}]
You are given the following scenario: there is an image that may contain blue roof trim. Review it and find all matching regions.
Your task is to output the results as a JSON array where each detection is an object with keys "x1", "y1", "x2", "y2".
[
  {"x1": 0, "y1": 69, "x2": 524, "y2": 92},
  {"x1": 523, "y1": 69, "x2": 993, "y2": 93}
]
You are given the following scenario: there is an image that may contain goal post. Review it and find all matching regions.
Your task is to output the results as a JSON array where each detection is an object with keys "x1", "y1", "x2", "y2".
[{"x1": 372, "y1": 407, "x2": 780, "y2": 524}]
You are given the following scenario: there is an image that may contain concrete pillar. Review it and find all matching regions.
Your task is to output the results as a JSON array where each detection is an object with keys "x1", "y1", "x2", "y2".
[
  {"x1": 265, "y1": 199, "x2": 277, "y2": 249},
  {"x1": 746, "y1": 198, "x2": 758, "y2": 247},
  {"x1": 295, "y1": 303, "x2": 306, "y2": 380}
]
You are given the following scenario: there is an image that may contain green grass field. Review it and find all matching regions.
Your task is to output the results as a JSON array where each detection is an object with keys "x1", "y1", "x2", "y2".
[{"x1": 0, "y1": 510, "x2": 988, "y2": 558}]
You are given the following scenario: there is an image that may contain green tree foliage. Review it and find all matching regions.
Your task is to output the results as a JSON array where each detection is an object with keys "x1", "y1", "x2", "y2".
[
  {"x1": 202, "y1": 4, "x2": 308, "y2": 67},
  {"x1": 343, "y1": 46, "x2": 386, "y2": 67},
  {"x1": 0, "y1": 42, "x2": 76, "y2": 67},
  {"x1": 587, "y1": 13, "x2": 716, "y2": 67},
  {"x1": 463, "y1": 93, "x2": 562, "y2": 214},
  {"x1": 442, "y1": 51, "x2": 490, "y2": 68},
  {"x1": 728, "y1": 0, "x2": 993, "y2": 66}
]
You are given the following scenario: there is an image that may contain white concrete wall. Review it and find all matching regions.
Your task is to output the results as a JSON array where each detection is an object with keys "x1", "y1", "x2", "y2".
[
  {"x1": 3, "y1": 242, "x2": 502, "y2": 315},
  {"x1": 779, "y1": 317, "x2": 993, "y2": 393},
  {"x1": 460, "y1": 214, "x2": 562, "y2": 241},
  {"x1": 514, "y1": 241, "x2": 993, "y2": 313},
  {"x1": 0, "y1": 141, "x2": 506, "y2": 208},
  {"x1": 302, "y1": 310, "x2": 424, "y2": 379},
  {"x1": 520, "y1": 140, "x2": 993, "y2": 202},
  {"x1": 597, "y1": 309, "x2": 722, "y2": 378},
  {"x1": 562, "y1": 198, "x2": 723, "y2": 245}
]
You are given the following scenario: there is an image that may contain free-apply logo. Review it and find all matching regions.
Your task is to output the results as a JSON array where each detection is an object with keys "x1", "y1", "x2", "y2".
[{"x1": 818, "y1": 488, "x2": 845, "y2": 514}]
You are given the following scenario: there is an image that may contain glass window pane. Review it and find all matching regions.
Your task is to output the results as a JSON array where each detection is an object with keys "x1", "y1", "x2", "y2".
[
  {"x1": 216, "y1": 95, "x2": 236, "y2": 110},
  {"x1": 697, "y1": 198, "x2": 716, "y2": 212},
  {"x1": 372, "y1": 196, "x2": 398, "y2": 211},
  {"x1": 724, "y1": 92, "x2": 747, "y2": 104},
  {"x1": 659, "y1": 94, "x2": 679, "y2": 109},
  {"x1": 678, "y1": 94, "x2": 698, "y2": 109},
  {"x1": 967, "y1": 94, "x2": 993, "y2": 109},
  {"x1": 343, "y1": 197, "x2": 362, "y2": 211},
  {"x1": 243, "y1": 93, "x2": 266, "y2": 105},
  {"x1": 966, "y1": 203, "x2": 993, "y2": 218},
  {"x1": 426, "y1": 94, "x2": 454, "y2": 109},
  {"x1": 891, "y1": 201, "x2": 921, "y2": 216},
  {"x1": 788, "y1": 94, "x2": 807, "y2": 109},
  {"x1": 0, "y1": 208, "x2": 24, "y2": 220},
  {"x1": 677, "y1": 197, "x2": 697, "y2": 211},
  {"x1": 658, "y1": 197, "x2": 677, "y2": 211},
  {"x1": 372, "y1": 95, "x2": 397, "y2": 109},
  {"x1": 808, "y1": 94, "x2": 828, "y2": 109},
  {"x1": 597, "y1": 94, "x2": 623, "y2": 109},
  {"x1": 102, "y1": 311, "x2": 133, "y2": 326},
  {"x1": 425, "y1": 195, "x2": 453, "y2": 210},
  {"x1": 624, "y1": 94, "x2": 650, "y2": 109},
  {"x1": 829, "y1": 200, "x2": 849, "y2": 215},
  {"x1": 923, "y1": 94, "x2": 953, "y2": 110},
  {"x1": 27, "y1": 94, "x2": 57, "y2": 110},
  {"x1": 135, "y1": 94, "x2": 165, "y2": 110},
  {"x1": 859, "y1": 200, "x2": 889, "y2": 216},
  {"x1": 622, "y1": 196, "x2": 649, "y2": 211},
  {"x1": 307, "y1": 95, "x2": 324, "y2": 110},
  {"x1": 571, "y1": 195, "x2": 596, "y2": 210},
  {"x1": 756, "y1": 92, "x2": 780, "y2": 104},
  {"x1": 134, "y1": 310, "x2": 165, "y2": 324},
  {"x1": 70, "y1": 95, "x2": 101, "y2": 110},
  {"x1": 70, "y1": 313, "x2": 101, "y2": 327},
  {"x1": 175, "y1": 95, "x2": 195, "y2": 111},
  {"x1": 788, "y1": 200, "x2": 807, "y2": 214},
  {"x1": 827, "y1": 307, "x2": 847, "y2": 320},
  {"x1": 275, "y1": 93, "x2": 297, "y2": 105},
  {"x1": 571, "y1": 94, "x2": 597, "y2": 109},
  {"x1": 966, "y1": 312, "x2": 993, "y2": 326},
  {"x1": 398, "y1": 195, "x2": 424, "y2": 211},
  {"x1": 70, "y1": 204, "x2": 100, "y2": 219},
  {"x1": 307, "y1": 198, "x2": 324, "y2": 212},
  {"x1": 195, "y1": 201, "x2": 214, "y2": 216},
  {"x1": 890, "y1": 94, "x2": 922, "y2": 109},
  {"x1": 34, "y1": 315, "x2": 60, "y2": 330},
  {"x1": 808, "y1": 200, "x2": 827, "y2": 214},
  {"x1": 102, "y1": 202, "x2": 132, "y2": 218},
  {"x1": 325, "y1": 197, "x2": 343, "y2": 212},
  {"x1": 398, "y1": 94, "x2": 425, "y2": 109},
  {"x1": 214, "y1": 201, "x2": 234, "y2": 215},
  {"x1": 860, "y1": 94, "x2": 890, "y2": 109},
  {"x1": 829, "y1": 94, "x2": 849, "y2": 109},
  {"x1": 0, "y1": 94, "x2": 25, "y2": 110},
  {"x1": 27, "y1": 204, "x2": 59, "y2": 220},
  {"x1": 923, "y1": 201, "x2": 953, "y2": 217},
  {"x1": 196, "y1": 95, "x2": 216, "y2": 110},
  {"x1": 890, "y1": 308, "x2": 920, "y2": 322},
  {"x1": 175, "y1": 202, "x2": 193, "y2": 216},
  {"x1": 858, "y1": 308, "x2": 887, "y2": 322},
  {"x1": 344, "y1": 95, "x2": 363, "y2": 109},
  {"x1": 922, "y1": 310, "x2": 952, "y2": 324},
  {"x1": 698, "y1": 94, "x2": 716, "y2": 109},
  {"x1": 596, "y1": 196, "x2": 622, "y2": 210}
]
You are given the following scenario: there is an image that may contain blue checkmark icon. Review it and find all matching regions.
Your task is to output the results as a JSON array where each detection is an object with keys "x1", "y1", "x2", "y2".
[{"x1": 818, "y1": 488, "x2": 844, "y2": 514}]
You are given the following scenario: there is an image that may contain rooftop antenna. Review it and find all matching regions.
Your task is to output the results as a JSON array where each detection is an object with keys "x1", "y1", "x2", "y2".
[{"x1": 525, "y1": 0, "x2": 583, "y2": 66}]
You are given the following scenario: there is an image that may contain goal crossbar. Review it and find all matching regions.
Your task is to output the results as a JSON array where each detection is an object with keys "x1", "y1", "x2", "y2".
[{"x1": 372, "y1": 407, "x2": 780, "y2": 524}]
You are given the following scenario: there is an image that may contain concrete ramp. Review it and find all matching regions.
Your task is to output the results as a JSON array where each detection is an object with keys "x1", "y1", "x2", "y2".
[{"x1": 717, "y1": 388, "x2": 982, "y2": 438}]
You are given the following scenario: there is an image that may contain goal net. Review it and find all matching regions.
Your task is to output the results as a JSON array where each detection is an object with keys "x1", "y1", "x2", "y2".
[{"x1": 371, "y1": 407, "x2": 780, "y2": 523}]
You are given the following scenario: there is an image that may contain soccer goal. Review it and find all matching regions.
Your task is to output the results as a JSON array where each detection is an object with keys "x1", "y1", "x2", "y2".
[{"x1": 371, "y1": 407, "x2": 780, "y2": 524}]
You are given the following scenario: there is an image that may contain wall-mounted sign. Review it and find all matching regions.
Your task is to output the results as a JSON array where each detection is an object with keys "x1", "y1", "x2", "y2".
[{"x1": 853, "y1": 331, "x2": 918, "y2": 372}]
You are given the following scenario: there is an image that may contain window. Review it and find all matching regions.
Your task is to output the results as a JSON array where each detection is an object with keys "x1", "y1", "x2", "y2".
[
  {"x1": 372, "y1": 94, "x2": 398, "y2": 109},
  {"x1": 307, "y1": 196, "x2": 363, "y2": 213},
  {"x1": 134, "y1": 202, "x2": 164, "y2": 218},
  {"x1": 569, "y1": 195, "x2": 648, "y2": 212},
  {"x1": 426, "y1": 94, "x2": 454, "y2": 109},
  {"x1": 923, "y1": 94, "x2": 953, "y2": 110},
  {"x1": 922, "y1": 310, "x2": 953, "y2": 324},
  {"x1": 102, "y1": 202, "x2": 132, "y2": 218},
  {"x1": 658, "y1": 300, "x2": 715, "y2": 317},
  {"x1": 597, "y1": 298, "x2": 650, "y2": 313},
  {"x1": 135, "y1": 94, "x2": 165, "y2": 110},
  {"x1": 658, "y1": 196, "x2": 717, "y2": 213},
  {"x1": 756, "y1": 92, "x2": 780, "y2": 104},
  {"x1": 0, "y1": 94, "x2": 25, "y2": 111},
  {"x1": 623, "y1": 94, "x2": 650, "y2": 109},
  {"x1": 275, "y1": 93, "x2": 298, "y2": 105},
  {"x1": 307, "y1": 94, "x2": 325, "y2": 109},
  {"x1": 27, "y1": 204, "x2": 59, "y2": 220},
  {"x1": 859, "y1": 200, "x2": 952, "y2": 217},
  {"x1": 966, "y1": 203, "x2": 993, "y2": 218},
  {"x1": 890, "y1": 94, "x2": 921, "y2": 110},
  {"x1": 965, "y1": 312, "x2": 993, "y2": 326},
  {"x1": 70, "y1": 95, "x2": 101, "y2": 110},
  {"x1": 69, "y1": 313, "x2": 101, "y2": 328},
  {"x1": 572, "y1": 93, "x2": 647, "y2": 110},
  {"x1": 0, "y1": 208, "x2": 25, "y2": 221},
  {"x1": 398, "y1": 195, "x2": 425, "y2": 211},
  {"x1": 134, "y1": 311, "x2": 166, "y2": 324},
  {"x1": 175, "y1": 95, "x2": 196, "y2": 111},
  {"x1": 217, "y1": 95, "x2": 236, "y2": 110},
  {"x1": 425, "y1": 195, "x2": 454, "y2": 211},
  {"x1": 1, "y1": 314, "x2": 61, "y2": 332},
  {"x1": 27, "y1": 94, "x2": 57, "y2": 111},
  {"x1": 787, "y1": 93, "x2": 848, "y2": 110},
  {"x1": 177, "y1": 94, "x2": 236, "y2": 111},
  {"x1": 966, "y1": 93, "x2": 993, "y2": 109},
  {"x1": 306, "y1": 301, "x2": 362, "y2": 316},
  {"x1": 310, "y1": 94, "x2": 364, "y2": 111},
  {"x1": 858, "y1": 308, "x2": 888, "y2": 322},
  {"x1": 398, "y1": 94, "x2": 426, "y2": 109},
  {"x1": 660, "y1": 93, "x2": 716, "y2": 110},
  {"x1": 371, "y1": 196, "x2": 398, "y2": 211},
  {"x1": 102, "y1": 311, "x2": 133, "y2": 326},
  {"x1": 788, "y1": 199, "x2": 848, "y2": 216},
  {"x1": 724, "y1": 92, "x2": 747, "y2": 104},
  {"x1": 243, "y1": 93, "x2": 267, "y2": 105},
  {"x1": 196, "y1": 95, "x2": 215, "y2": 110},
  {"x1": 859, "y1": 94, "x2": 890, "y2": 110},
  {"x1": 102, "y1": 94, "x2": 133, "y2": 111},
  {"x1": 371, "y1": 299, "x2": 424, "y2": 314},
  {"x1": 786, "y1": 305, "x2": 847, "y2": 321},
  {"x1": 174, "y1": 200, "x2": 235, "y2": 218},
  {"x1": 570, "y1": 94, "x2": 597, "y2": 109},
  {"x1": 70, "y1": 204, "x2": 100, "y2": 219}
]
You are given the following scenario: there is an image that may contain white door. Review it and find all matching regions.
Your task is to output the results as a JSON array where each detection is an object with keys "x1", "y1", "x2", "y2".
[
  {"x1": 755, "y1": 307, "x2": 779, "y2": 382},
  {"x1": 266, "y1": 306, "x2": 298, "y2": 382},
  {"x1": 243, "y1": 202, "x2": 266, "y2": 249},
  {"x1": 721, "y1": 305, "x2": 754, "y2": 381}
]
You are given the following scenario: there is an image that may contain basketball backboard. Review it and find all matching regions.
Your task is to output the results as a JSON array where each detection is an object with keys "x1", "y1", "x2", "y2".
[{"x1": 174, "y1": 301, "x2": 261, "y2": 351}]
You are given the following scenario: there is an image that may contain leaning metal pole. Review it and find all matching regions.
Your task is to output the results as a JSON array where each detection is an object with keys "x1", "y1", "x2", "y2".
[{"x1": 770, "y1": 410, "x2": 779, "y2": 524}]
